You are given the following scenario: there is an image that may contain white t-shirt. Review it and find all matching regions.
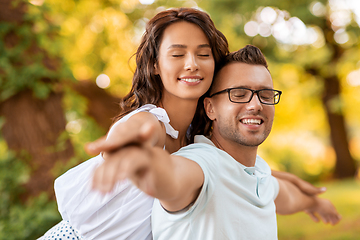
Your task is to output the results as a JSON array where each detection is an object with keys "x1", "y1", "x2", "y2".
[
  {"x1": 152, "y1": 135, "x2": 280, "y2": 240},
  {"x1": 55, "y1": 104, "x2": 178, "y2": 240}
]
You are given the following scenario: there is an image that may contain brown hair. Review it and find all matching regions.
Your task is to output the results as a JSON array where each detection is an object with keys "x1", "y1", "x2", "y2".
[
  {"x1": 114, "y1": 8, "x2": 229, "y2": 126},
  {"x1": 189, "y1": 45, "x2": 269, "y2": 140},
  {"x1": 221, "y1": 44, "x2": 268, "y2": 70}
]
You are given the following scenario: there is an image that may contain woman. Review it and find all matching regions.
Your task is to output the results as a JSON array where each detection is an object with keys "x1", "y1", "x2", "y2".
[
  {"x1": 41, "y1": 7, "x2": 228, "y2": 240},
  {"x1": 40, "y1": 7, "x2": 324, "y2": 240}
]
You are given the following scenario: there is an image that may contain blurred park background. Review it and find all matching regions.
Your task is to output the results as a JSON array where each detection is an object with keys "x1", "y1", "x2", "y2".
[{"x1": 0, "y1": 0, "x2": 359, "y2": 239}]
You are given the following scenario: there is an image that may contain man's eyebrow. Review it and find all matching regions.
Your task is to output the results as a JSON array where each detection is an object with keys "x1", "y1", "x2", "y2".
[
  {"x1": 168, "y1": 44, "x2": 211, "y2": 49},
  {"x1": 231, "y1": 85, "x2": 274, "y2": 90}
]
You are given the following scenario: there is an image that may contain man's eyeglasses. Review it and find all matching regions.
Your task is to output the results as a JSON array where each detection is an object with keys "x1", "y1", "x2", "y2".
[{"x1": 209, "y1": 87, "x2": 282, "y2": 105}]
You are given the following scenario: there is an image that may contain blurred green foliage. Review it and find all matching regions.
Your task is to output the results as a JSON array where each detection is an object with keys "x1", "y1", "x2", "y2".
[
  {"x1": 0, "y1": 3, "x2": 74, "y2": 101},
  {"x1": 0, "y1": 135, "x2": 60, "y2": 239}
]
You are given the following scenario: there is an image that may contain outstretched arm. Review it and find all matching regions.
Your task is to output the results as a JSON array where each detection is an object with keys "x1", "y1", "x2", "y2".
[
  {"x1": 275, "y1": 178, "x2": 341, "y2": 225},
  {"x1": 86, "y1": 111, "x2": 167, "y2": 155},
  {"x1": 92, "y1": 121, "x2": 204, "y2": 212},
  {"x1": 272, "y1": 170, "x2": 326, "y2": 196},
  {"x1": 54, "y1": 109, "x2": 176, "y2": 238}
]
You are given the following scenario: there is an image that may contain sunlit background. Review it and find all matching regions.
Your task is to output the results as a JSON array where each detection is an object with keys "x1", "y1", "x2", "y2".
[
  {"x1": 29, "y1": 0, "x2": 359, "y2": 180},
  {"x1": 1, "y1": 0, "x2": 359, "y2": 239}
]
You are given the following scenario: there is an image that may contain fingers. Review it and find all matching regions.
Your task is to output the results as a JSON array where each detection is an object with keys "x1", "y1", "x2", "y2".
[
  {"x1": 321, "y1": 200, "x2": 341, "y2": 225},
  {"x1": 301, "y1": 183, "x2": 327, "y2": 196},
  {"x1": 86, "y1": 121, "x2": 159, "y2": 156},
  {"x1": 304, "y1": 210, "x2": 320, "y2": 223},
  {"x1": 330, "y1": 212, "x2": 342, "y2": 225},
  {"x1": 294, "y1": 176, "x2": 326, "y2": 196},
  {"x1": 305, "y1": 198, "x2": 342, "y2": 225},
  {"x1": 85, "y1": 136, "x2": 107, "y2": 155},
  {"x1": 91, "y1": 145, "x2": 151, "y2": 194},
  {"x1": 318, "y1": 211, "x2": 341, "y2": 225}
]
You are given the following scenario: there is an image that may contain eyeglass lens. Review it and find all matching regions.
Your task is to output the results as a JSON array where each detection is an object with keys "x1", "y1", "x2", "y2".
[{"x1": 229, "y1": 88, "x2": 280, "y2": 104}]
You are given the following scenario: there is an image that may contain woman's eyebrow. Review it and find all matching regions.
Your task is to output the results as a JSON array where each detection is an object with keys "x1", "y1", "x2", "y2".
[
  {"x1": 198, "y1": 44, "x2": 211, "y2": 49},
  {"x1": 168, "y1": 44, "x2": 187, "y2": 49},
  {"x1": 167, "y1": 44, "x2": 211, "y2": 49}
]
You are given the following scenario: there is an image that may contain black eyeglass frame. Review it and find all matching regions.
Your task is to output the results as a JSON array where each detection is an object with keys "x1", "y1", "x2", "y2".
[{"x1": 209, "y1": 87, "x2": 282, "y2": 105}]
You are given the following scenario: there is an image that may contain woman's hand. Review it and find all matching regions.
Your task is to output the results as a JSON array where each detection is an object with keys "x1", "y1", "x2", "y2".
[
  {"x1": 85, "y1": 112, "x2": 166, "y2": 156},
  {"x1": 92, "y1": 121, "x2": 158, "y2": 194}
]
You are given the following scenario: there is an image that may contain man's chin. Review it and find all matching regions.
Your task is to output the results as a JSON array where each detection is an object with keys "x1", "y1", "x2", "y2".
[{"x1": 237, "y1": 137, "x2": 266, "y2": 147}]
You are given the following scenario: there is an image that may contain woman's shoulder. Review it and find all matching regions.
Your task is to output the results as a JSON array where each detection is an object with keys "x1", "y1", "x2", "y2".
[{"x1": 110, "y1": 104, "x2": 179, "y2": 139}]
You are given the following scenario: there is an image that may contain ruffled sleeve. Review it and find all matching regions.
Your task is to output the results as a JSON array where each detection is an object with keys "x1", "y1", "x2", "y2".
[{"x1": 108, "y1": 104, "x2": 178, "y2": 139}]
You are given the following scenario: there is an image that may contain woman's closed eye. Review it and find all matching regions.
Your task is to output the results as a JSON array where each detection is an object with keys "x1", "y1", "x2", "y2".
[{"x1": 197, "y1": 51, "x2": 212, "y2": 57}]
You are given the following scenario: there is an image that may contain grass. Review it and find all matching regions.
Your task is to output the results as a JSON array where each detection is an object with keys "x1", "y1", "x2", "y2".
[{"x1": 277, "y1": 179, "x2": 360, "y2": 240}]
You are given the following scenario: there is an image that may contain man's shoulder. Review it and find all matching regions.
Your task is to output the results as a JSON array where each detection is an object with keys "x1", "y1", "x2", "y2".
[
  {"x1": 174, "y1": 136, "x2": 217, "y2": 155},
  {"x1": 172, "y1": 136, "x2": 220, "y2": 171}
]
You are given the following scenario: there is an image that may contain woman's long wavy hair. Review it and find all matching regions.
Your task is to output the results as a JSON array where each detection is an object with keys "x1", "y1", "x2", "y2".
[{"x1": 114, "y1": 8, "x2": 229, "y2": 143}]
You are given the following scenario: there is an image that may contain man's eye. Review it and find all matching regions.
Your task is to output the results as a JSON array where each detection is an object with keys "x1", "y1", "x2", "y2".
[
  {"x1": 233, "y1": 94, "x2": 246, "y2": 98},
  {"x1": 172, "y1": 54, "x2": 184, "y2": 57},
  {"x1": 261, "y1": 96, "x2": 272, "y2": 100}
]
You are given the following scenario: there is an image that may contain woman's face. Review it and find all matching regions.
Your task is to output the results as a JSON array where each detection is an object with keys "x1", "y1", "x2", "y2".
[{"x1": 156, "y1": 21, "x2": 215, "y2": 102}]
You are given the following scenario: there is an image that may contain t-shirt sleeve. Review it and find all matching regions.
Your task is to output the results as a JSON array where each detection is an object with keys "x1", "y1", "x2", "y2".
[
  {"x1": 270, "y1": 175, "x2": 280, "y2": 200},
  {"x1": 171, "y1": 143, "x2": 220, "y2": 218}
]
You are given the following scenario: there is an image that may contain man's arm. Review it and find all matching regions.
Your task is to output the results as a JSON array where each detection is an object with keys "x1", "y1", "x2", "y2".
[
  {"x1": 92, "y1": 121, "x2": 205, "y2": 212},
  {"x1": 275, "y1": 178, "x2": 341, "y2": 225}
]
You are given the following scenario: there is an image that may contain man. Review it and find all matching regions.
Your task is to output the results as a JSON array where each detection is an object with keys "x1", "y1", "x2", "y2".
[{"x1": 93, "y1": 45, "x2": 341, "y2": 239}]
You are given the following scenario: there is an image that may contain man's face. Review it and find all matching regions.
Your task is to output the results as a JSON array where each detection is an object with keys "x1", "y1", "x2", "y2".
[{"x1": 205, "y1": 62, "x2": 275, "y2": 147}]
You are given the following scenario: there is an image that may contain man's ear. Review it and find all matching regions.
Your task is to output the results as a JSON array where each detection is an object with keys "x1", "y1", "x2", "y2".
[{"x1": 204, "y1": 97, "x2": 216, "y2": 120}]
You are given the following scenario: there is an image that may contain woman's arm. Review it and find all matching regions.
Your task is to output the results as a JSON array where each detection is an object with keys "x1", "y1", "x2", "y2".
[
  {"x1": 272, "y1": 170, "x2": 326, "y2": 196},
  {"x1": 54, "y1": 108, "x2": 172, "y2": 238},
  {"x1": 87, "y1": 111, "x2": 167, "y2": 155},
  {"x1": 274, "y1": 178, "x2": 341, "y2": 225}
]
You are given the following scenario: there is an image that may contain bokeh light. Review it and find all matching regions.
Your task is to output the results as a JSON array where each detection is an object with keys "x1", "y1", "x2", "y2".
[
  {"x1": 310, "y1": 2, "x2": 326, "y2": 17},
  {"x1": 347, "y1": 69, "x2": 360, "y2": 86},
  {"x1": 139, "y1": 0, "x2": 155, "y2": 5},
  {"x1": 260, "y1": 7, "x2": 277, "y2": 24},
  {"x1": 244, "y1": 21, "x2": 259, "y2": 37},
  {"x1": 29, "y1": 0, "x2": 44, "y2": 6},
  {"x1": 96, "y1": 74, "x2": 111, "y2": 89},
  {"x1": 243, "y1": 1, "x2": 360, "y2": 49},
  {"x1": 334, "y1": 28, "x2": 349, "y2": 44}
]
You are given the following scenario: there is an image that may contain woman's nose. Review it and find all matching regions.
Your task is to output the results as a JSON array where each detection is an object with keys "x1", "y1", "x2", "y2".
[{"x1": 184, "y1": 54, "x2": 199, "y2": 71}]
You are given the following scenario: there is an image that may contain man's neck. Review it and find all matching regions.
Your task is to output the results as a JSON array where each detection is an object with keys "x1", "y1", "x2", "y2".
[{"x1": 210, "y1": 133, "x2": 258, "y2": 167}]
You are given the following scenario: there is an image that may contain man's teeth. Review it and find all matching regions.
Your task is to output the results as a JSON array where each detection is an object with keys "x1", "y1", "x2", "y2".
[
  {"x1": 242, "y1": 119, "x2": 261, "y2": 125},
  {"x1": 181, "y1": 78, "x2": 200, "y2": 83}
]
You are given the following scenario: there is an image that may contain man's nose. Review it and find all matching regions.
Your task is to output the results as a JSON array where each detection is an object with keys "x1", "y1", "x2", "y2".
[{"x1": 245, "y1": 93, "x2": 263, "y2": 112}]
